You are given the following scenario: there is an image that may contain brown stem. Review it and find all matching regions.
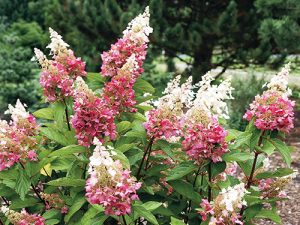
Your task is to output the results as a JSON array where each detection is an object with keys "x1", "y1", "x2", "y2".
[
  {"x1": 1, "y1": 196, "x2": 9, "y2": 206},
  {"x1": 136, "y1": 137, "x2": 154, "y2": 180},
  {"x1": 19, "y1": 163, "x2": 47, "y2": 206},
  {"x1": 187, "y1": 166, "x2": 202, "y2": 214},
  {"x1": 240, "y1": 131, "x2": 265, "y2": 217},
  {"x1": 208, "y1": 162, "x2": 212, "y2": 202},
  {"x1": 0, "y1": 218, "x2": 4, "y2": 225},
  {"x1": 122, "y1": 215, "x2": 127, "y2": 225},
  {"x1": 63, "y1": 98, "x2": 71, "y2": 131}
]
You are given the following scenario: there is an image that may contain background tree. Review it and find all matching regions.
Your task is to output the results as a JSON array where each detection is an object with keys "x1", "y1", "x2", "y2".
[
  {"x1": 0, "y1": 20, "x2": 45, "y2": 113},
  {"x1": 42, "y1": 0, "x2": 300, "y2": 82}
]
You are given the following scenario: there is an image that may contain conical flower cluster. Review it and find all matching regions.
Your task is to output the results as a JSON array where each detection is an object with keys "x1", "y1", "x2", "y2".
[
  {"x1": 85, "y1": 138, "x2": 141, "y2": 216},
  {"x1": 0, "y1": 100, "x2": 38, "y2": 171},
  {"x1": 34, "y1": 28, "x2": 86, "y2": 102},
  {"x1": 244, "y1": 63, "x2": 294, "y2": 133}
]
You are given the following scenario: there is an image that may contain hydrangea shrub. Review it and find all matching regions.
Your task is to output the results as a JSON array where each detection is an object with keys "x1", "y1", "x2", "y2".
[{"x1": 0, "y1": 7, "x2": 296, "y2": 225}]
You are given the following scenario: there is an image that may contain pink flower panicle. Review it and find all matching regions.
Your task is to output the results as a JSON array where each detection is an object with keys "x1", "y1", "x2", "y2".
[
  {"x1": 144, "y1": 109, "x2": 182, "y2": 140},
  {"x1": 71, "y1": 78, "x2": 116, "y2": 147},
  {"x1": 182, "y1": 118, "x2": 228, "y2": 163},
  {"x1": 1, "y1": 207, "x2": 45, "y2": 225},
  {"x1": 101, "y1": 7, "x2": 152, "y2": 78},
  {"x1": 244, "y1": 91, "x2": 294, "y2": 133},
  {"x1": 0, "y1": 100, "x2": 38, "y2": 171},
  {"x1": 244, "y1": 64, "x2": 294, "y2": 133},
  {"x1": 34, "y1": 28, "x2": 86, "y2": 102},
  {"x1": 102, "y1": 55, "x2": 139, "y2": 114},
  {"x1": 100, "y1": 7, "x2": 152, "y2": 114},
  {"x1": 85, "y1": 139, "x2": 141, "y2": 216}
]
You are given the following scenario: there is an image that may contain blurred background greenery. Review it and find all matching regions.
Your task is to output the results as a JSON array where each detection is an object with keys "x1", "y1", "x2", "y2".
[{"x1": 1, "y1": 0, "x2": 300, "y2": 129}]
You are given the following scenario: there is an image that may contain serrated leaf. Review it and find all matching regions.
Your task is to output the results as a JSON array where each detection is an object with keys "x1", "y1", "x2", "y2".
[
  {"x1": 49, "y1": 145, "x2": 86, "y2": 157},
  {"x1": 43, "y1": 209, "x2": 60, "y2": 220},
  {"x1": 169, "y1": 180, "x2": 202, "y2": 204},
  {"x1": 223, "y1": 152, "x2": 252, "y2": 162},
  {"x1": 256, "y1": 209, "x2": 281, "y2": 224},
  {"x1": 115, "y1": 143, "x2": 136, "y2": 153},
  {"x1": 142, "y1": 201, "x2": 162, "y2": 212},
  {"x1": 15, "y1": 168, "x2": 31, "y2": 200},
  {"x1": 113, "y1": 150, "x2": 130, "y2": 169},
  {"x1": 261, "y1": 139, "x2": 275, "y2": 155},
  {"x1": 171, "y1": 217, "x2": 186, "y2": 225},
  {"x1": 269, "y1": 139, "x2": 291, "y2": 166},
  {"x1": 250, "y1": 129, "x2": 261, "y2": 150},
  {"x1": 133, "y1": 205, "x2": 158, "y2": 225},
  {"x1": 117, "y1": 121, "x2": 132, "y2": 134},
  {"x1": 64, "y1": 196, "x2": 86, "y2": 223},
  {"x1": 46, "y1": 219, "x2": 60, "y2": 225},
  {"x1": 47, "y1": 178, "x2": 85, "y2": 187},
  {"x1": 33, "y1": 108, "x2": 54, "y2": 120},
  {"x1": 225, "y1": 129, "x2": 242, "y2": 142},
  {"x1": 166, "y1": 162, "x2": 198, "y2": 181},
  {"x1": 256, "y1": 168, "x2": 294, "y2": 179},
  {"x1": 10, "y1": 197, "x2": 40, "y2": 209},
  {"x1": 40, "y1": 127, "x2": 71, "y2": 146},
  {"x1": 233, "y1": 132, "x2": 252, "y2": 148},
  {"x1": 133, "y1": 78, "x2": 155, "y2": 94}
]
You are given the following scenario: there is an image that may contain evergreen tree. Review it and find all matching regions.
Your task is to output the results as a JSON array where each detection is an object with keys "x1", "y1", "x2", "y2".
[{"x1": 43, "y1": 0, "x2": 300, "y2": 82}]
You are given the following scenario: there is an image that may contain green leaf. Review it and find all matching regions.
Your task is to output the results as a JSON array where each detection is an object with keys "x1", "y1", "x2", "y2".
[
  {"x1": 43, "y1": 209, "x2": 60, "y2": 220},
  {"x1": 10, "y1": 197, "x2": 40, "y2": 209},
  {"x1": 250, "y1": 129, "x2": 261, "y2": 150},
  {"x1": 49, "y1": 145, "x2": 86, "y2": 157},
  {"x1": 261, "y1": 139, "x2": 275, "y2": 155},
  {"x1": 142, "y1": 201, "x2": 162, "y2": 212},
  {"x1": 211, "y1": 162, "x2": 226, "y2": 177},
  {"x1": 171, "y1": 217, "x2": 186, "y2": 225},
  {"x1": 255, "y1": 209, "x2": 281, "y2": 224},
  {"x1": 115, "y1": 143, "x2": 136, "y2": 153},
  {"x1": 169, "y1": 180, "x2": 202, "y2": 204},
  {"x1": 225, "y1": 129, "x2": 242, "y2": 142},
  {"x1": 233, "y1": 131, "x2": 252, "y2": 148},
  {"x1": 64, "y1": 196, "x2": 86, "y2": 223},
  {"x1": 117, "y1": 121, "x2": 132, "y2": 134},
  {"x1": 40, "y1": 127, "x2": 71, "y2": 146},
  {"x1": 46, "y1": 219, "x2": 60, "y2": 225},
  {"x1": 33, "y1": 108, "x2": 54, "y2": 120},
  {"x1": 47, "y1": 178, "x2": 85, "y2": 187},
  {"x1": 86, "y1": 72, "x2": 105, "y2": 90},
  {"x1": 133, "y1": 205, "x2": 158, "y2": 225},
  {"x1": 133, "y1": 78, "x2": 155, "y2": 94},
  {"x1": 113, "y1": 150, "x2": 130, "y2": 169},
  {"x1": 125, "y1": 130, "x2": 147, "y2": 139},
  {"x1": 81, "y1": 205, "x2": 104, "y2": 225},
  {"x1": 166, "y1": 162, "x2": 198, "y2": 181},
  {"x1": 269, "y1": 139, "x2": 291, "y2": 166},
  {"x1": 223, "y1": 152, "x2": 252, "y2": 162},
  {"x1": 256, "y1": 168, "x2": 294, "y2": 179},
  {"x1": 15, "y1": 168, "x2": 31, "y2": 200}
]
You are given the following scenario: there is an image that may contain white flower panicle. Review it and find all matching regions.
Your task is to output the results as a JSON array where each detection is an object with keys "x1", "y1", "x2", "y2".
[
  {"x1": 266, "y1": 62, "x2": 291, "y2": 96},
  {"x1": 0, "y1": 206, "x2": 9, "y2": 214},
  {"x1": 123, "y1": 6, "x2": 153, "y2": 44},
  {"x1": 33, "y1": 48, "x2": 50, "y2": 68},
  {"x1": 47, "y1": 27, "x2": 70, "y2": 55},
  {"x1": 88, "y1": 138, "x2": 119, "y2": 182},
  {"x1": 218, "y1": 183, "x2": 248, "y2": 212},
  {"x1": 191, "y1": 72, "x2": 234, "y2": 119},
  {"x1": 157, "y1": 75, "x2": 195, "y2": 116},
  {"x1": 5, "y1": 99, "x2": 29, "y2": 122},
  {"x1": 120, "y1": 54, "x2": 139, "y2": 74}
]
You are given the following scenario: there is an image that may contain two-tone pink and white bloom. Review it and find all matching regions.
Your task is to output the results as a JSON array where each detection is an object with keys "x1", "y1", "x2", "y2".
[
  {"x1": 0, "y1": 100, "x2": 38, "y2": 171},
  {"x1": 244, "y1": 63, "x2": 294, "y2": 133},
  {"x1": 71, "y1": 77, "x2": 116, "y2": 147},
  {"x1": 34, "y1": 28, "x2": 86, "y2": 102},
  {"x1": 85, "y1": 138, "x2": 141, "y2": 216},
  {"x1": 198, "y1": 183, "x2": 248, "y2": 225}
]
